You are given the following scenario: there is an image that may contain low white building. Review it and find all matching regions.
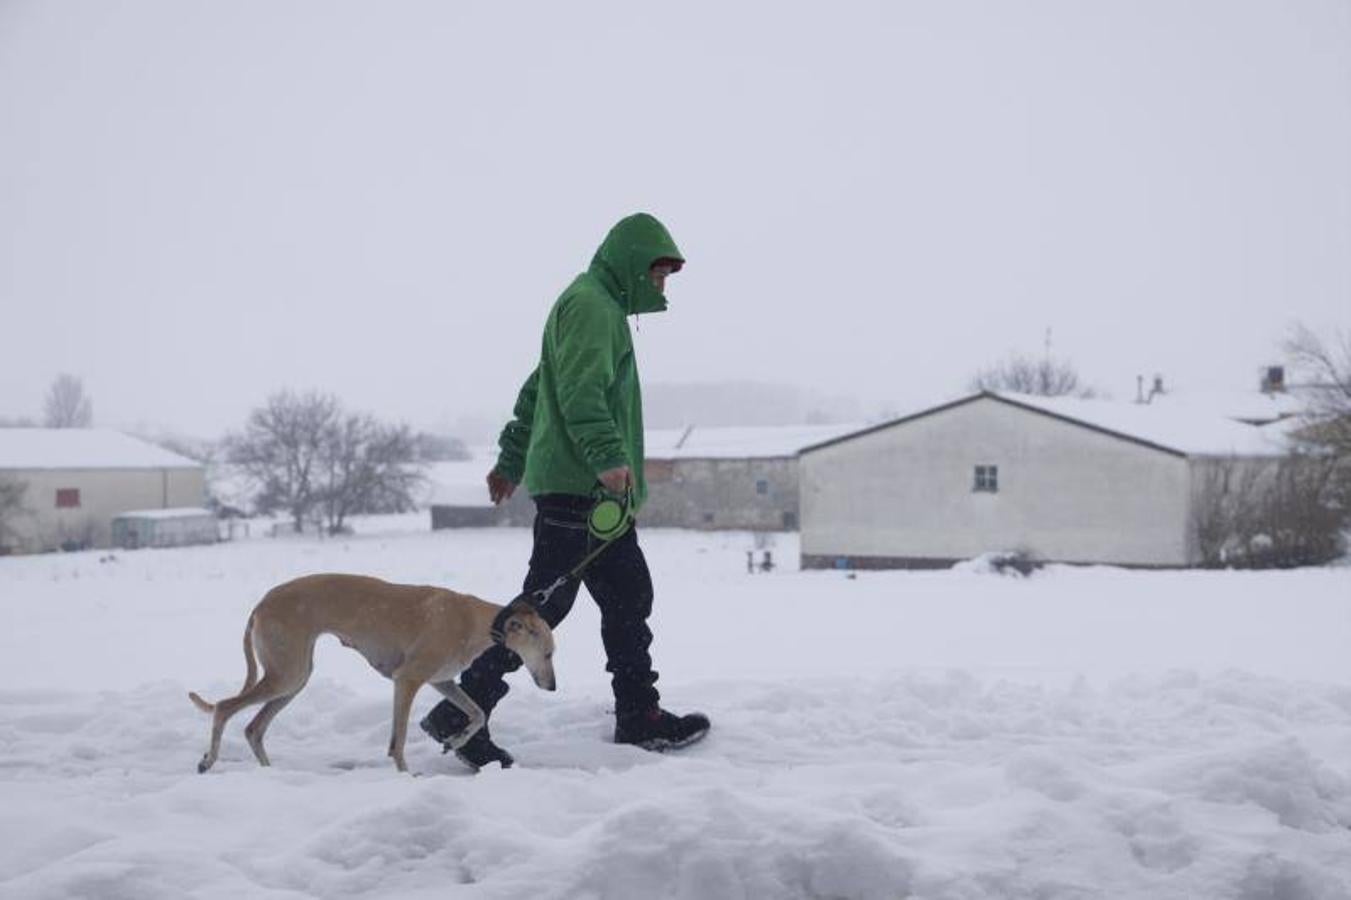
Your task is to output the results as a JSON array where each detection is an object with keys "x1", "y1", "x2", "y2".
[
  {"x1": 111, "y1": 508, "x2": 219, "y2": 549},
  {"x1": 426, "y1": 426, "x2": 862, "y2": 533},
  {"x1": 426, "y1": 454, "x2": 533, "y2": 529},
  {"x1": 642, "y1": 423, "x2": 862, "y2": 531},
  {"x1": 799, "y1": 392, "x2": 1291, "y2": 569},
  {"x1": 0, "y1": 429, "x2": 206, "y2": 554}
]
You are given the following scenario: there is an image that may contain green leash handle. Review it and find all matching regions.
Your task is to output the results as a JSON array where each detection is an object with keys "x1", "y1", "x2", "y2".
[{"x1": 588, "y1": 484, "x2": 633, "y2": 541}]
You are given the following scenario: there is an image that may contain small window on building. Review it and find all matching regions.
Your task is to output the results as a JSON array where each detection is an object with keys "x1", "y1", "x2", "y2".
[
  {"x1": 56, "y1": 488, "x2": 81, "y2": 508},
  {"x1": 755, "y1": 479, "x2": 769, "y2": 496},
  {"x1": 703, "y1": 512, "x2": 715, "y2": 524},
  {"x1": 782, "y1": 510, "x2": 798, "y2": 530},
  {"x1": 973, "y1": 465, "x2": 998, "y2": 493}
]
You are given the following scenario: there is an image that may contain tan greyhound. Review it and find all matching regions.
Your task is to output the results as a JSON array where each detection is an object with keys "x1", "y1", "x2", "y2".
[{"x1": 189, "y1": 573, "x2": 555, "y2": 773}]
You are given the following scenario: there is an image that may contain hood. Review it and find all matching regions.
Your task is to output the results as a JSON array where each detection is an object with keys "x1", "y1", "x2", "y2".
[{"x1": 588, "y1": 213, "x2": 685, "y2": 315}]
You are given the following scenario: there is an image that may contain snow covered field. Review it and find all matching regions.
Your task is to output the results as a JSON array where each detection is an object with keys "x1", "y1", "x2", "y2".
[{"x1": 1, "y1": 517, "x2": 1349, "y2": 899}]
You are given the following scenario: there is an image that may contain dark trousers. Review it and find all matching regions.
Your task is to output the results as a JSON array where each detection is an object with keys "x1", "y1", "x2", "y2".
[{"x1": 429, "y1": 494, "x2": 660, "y2": 727}]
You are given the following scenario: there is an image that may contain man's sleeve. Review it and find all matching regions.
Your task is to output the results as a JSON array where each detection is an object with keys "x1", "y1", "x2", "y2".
[
  {"x1": 554, "y1": 297, "x2": 628, "y2": 475},
  {"x1": 494, "y1": 366, "x2": 539, "y2": 483}
]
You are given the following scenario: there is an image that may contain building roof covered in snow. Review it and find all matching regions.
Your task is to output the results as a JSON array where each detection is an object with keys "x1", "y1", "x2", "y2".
[
  {"x1": 424, "y1": 425, "x2": 868, "y2": 506},
  {"x1": 645, "y1": 423, "x2": 866, "y2": 460},
  {"x1": 0, "y1": 429, "x2": 202, "y2": 470},
  {"x1": 802, "y1": 392, "x2": 1293, "y2": 459},
  {"x1": 425, "y1": 456, "x2": 496, "y2": 506},
  {"x1": 112, "y1": 507, "x2": 215, "y2": 520},
  {"x1": 1148, "y1": 388, "x2": 1306, "y2": 426}
]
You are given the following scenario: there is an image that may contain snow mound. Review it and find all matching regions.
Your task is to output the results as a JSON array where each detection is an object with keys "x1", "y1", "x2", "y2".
[
  {"x1": 2, "y1": 525, "x2": 1349, "y2": 898},
  {"x1": 2, "y1": 672, "x2": 1349, "y2": 899},
  {"x1": 950, "y1": 550, "x2": 1043, "y2": 576}
]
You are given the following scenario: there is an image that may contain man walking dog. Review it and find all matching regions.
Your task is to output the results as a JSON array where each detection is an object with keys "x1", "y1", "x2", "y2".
[{"x1": 422, "y1": 212, "x2": 711, "y2": 769}]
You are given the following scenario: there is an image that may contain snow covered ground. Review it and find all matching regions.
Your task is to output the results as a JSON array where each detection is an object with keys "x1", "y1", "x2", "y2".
[{"x1": 1, "y1": 516, "x2": 1349, "y2": 899}]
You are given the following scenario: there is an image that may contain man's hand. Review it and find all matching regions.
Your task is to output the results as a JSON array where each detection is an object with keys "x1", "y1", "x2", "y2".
[
  {"x1": 598, "y1": 465, "x2": 632, "y2": 496},
  {"x1": 486, "y1": 469, "x2": 517, "y2": 505}
]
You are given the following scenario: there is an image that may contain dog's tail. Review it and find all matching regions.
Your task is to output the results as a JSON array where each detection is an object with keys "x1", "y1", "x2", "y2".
[
  {"x1": 187, "y1": 612, "x2": 259, "y2": 714},
  {"x1": 188, "y1": 691, "x2": 214, "y2": 713},
  {"x1": 239, "y1": 611, "x2": 259, "y2": 693}
]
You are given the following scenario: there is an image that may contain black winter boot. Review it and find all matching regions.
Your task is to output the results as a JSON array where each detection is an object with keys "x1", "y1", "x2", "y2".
[
  {"x1": 614, "y1": 707, "x2": 711, "y2": 751},
  {"x1": 419, "y1": 707, "x2": 514, "y2": 771},
  {"x1": 451, "y1": 728, "x2": 515, "y2": 771}
]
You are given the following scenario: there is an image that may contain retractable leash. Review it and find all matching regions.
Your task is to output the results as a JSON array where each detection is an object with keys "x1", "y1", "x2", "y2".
[{"x1": 490, "y1": 486, "x2": 633, "y2": 644}]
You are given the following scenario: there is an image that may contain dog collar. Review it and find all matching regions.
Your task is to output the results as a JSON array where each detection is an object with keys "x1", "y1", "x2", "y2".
[
  {"x1": 490, "y1": 594, "x2": 543, "y2": 645},
  {"x1": 489, "y1": 604, "x2": 514, "y2": 645}
]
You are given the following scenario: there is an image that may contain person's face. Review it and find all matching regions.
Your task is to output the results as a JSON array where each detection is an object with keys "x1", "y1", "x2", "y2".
[{"x1": 649, "y1": 261, "x2": 677, "y2": 294}]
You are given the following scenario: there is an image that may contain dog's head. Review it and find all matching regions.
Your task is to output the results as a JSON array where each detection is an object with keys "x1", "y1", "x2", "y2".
[{"x1": 500, "y1": 605, "x2": 556, "y2": 691}]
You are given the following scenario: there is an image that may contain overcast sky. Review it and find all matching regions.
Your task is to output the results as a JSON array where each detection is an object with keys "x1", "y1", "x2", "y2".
[{"x1": 1, "y1": 0, "x2": 1347, "y2": 440}]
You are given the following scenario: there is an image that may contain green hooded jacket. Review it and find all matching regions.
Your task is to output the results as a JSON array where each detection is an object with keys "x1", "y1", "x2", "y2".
[{"x1": 494, "y1": 213, "x2": 684, "y2": 511}]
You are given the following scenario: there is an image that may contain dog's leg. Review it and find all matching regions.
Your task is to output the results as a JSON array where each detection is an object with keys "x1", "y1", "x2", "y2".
[
  {"x1": 388, "y1": 676, "x2": 424, "y2": 773},
  {"x1": 243, "y1": 692, "x2": 298, "y2": 767},
  {"x1": 199, "y1": 674, "x2": 291, "y2": 773},
  {"x1": 431, "y1": 681, "x2": 486, "y2": 750}
]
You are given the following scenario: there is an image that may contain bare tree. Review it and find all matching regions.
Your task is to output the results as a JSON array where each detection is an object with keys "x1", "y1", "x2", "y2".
[
  {"x1": 225, "y1": 391, "x2": 340, "y2": 533},
  {"x1": 226, "y1": 392, "x2": 424, "y2": 535},
  {"x1": 0, "y1": 477, "x2": 29, "y2": 552},
  {"x1": 1192, "y1": 453, "x2": 1348, "y2": 568},
  {"x1": 1284, "y1": 323, "x2": 1351, "y2": 459},
  {"x1": 1191, "y1": 457, "x2": 1265, "y2": 566},
  {"x1": 1253, "y1": 454, "x2": 1349, "y2": 566},
  {"x1": 1190, "y1": 322, "x2": 1351, "y2": 568},
  {"x1": 315, "y1": 415, "x2": 424, "y2": 534},
  {"x1": 43, "y1": 374, "x2": 92, "y2": 428},
  {"x1": 969, "y1": 353, "x2": 1097, "y2": 398}
]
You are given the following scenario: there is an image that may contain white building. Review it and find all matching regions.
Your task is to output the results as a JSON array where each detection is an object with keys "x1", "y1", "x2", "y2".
[
  {"x1": 0, "y1": 429, "x2": 206, "y2": 554},
  {"x1": 799, "y1": 392, "x2": 1291, "y2": 569},
  {"x1": 111, "y1": 508, "x2": 219, "y2": 550},
  {"x1": 642, "y1": 423, "x2": 862, "y2": 531},
  {"x1": 426, "y1": 426, "x2": 863, "y2": 532},
  {"x1": 426, "y1": 453, "x2": 533, "y2": 529}
]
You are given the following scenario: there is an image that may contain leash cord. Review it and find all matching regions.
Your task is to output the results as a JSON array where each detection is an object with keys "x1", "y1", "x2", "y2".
[
  {"x1": 490, "y1": 530, "x2": 625, "y2": 643},
  {"x1": 529, "y1": 531, "x2": 620, "y2": 606},
  {"x1": 492, "y1": 486, "x2": 634, "y2": 642},
  {"x1": 527, "y1": 485, "x2": 633, "y2": 606}
]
